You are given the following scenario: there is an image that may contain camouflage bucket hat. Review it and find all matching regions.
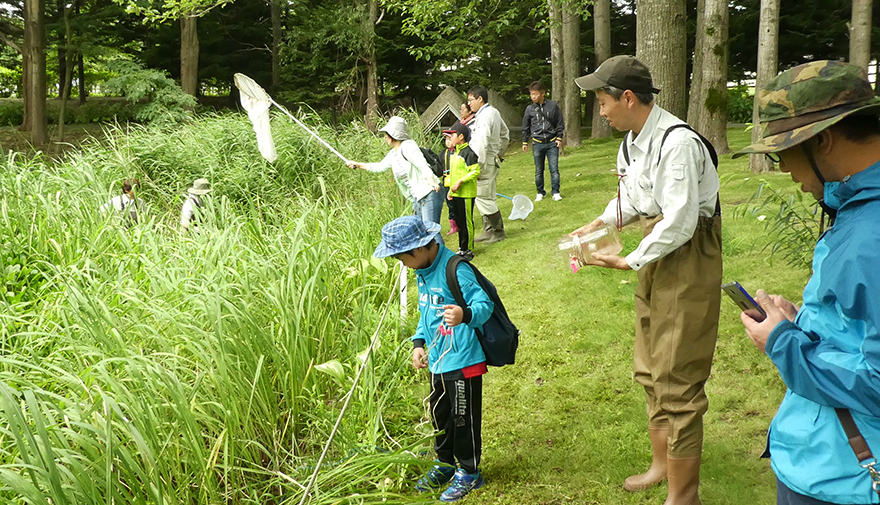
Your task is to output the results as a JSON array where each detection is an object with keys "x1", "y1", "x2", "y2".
[{"x1": 733, "y1": 60, "x2": 880, "y2": 158}]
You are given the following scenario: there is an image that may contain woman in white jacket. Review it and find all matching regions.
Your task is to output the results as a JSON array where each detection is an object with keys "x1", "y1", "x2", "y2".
[{"x1": 347, "y1": 116, "x2": 443, "y2": 224}]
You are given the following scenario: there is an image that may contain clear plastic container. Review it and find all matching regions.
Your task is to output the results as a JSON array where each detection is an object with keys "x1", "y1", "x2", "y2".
[{"x1": 558, "y1": 225, "x2": 623, "y2": 271}]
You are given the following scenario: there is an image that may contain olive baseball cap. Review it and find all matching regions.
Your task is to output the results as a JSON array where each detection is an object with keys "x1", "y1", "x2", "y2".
[
  {"x1": 575, "y1": 55, "x2": 661, "y2": 94},
  {"x1": 733, "y1": 60, "x2": 880, "y2": 157}
]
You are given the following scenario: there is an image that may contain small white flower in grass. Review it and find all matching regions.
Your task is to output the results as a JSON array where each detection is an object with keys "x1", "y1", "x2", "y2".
[{"x1": 757, "y1": 215, "x2": 767, "y2": 221}]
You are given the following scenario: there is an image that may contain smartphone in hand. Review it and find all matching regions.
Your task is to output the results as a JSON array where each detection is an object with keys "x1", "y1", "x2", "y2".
[{"x1": 722, "y1": 282, "x2": 767, "y2": 322}]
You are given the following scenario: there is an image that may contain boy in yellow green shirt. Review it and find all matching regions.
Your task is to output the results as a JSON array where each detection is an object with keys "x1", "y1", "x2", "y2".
[{"x1": 442, "y1": 122, "x2": 481, "y2": 261}]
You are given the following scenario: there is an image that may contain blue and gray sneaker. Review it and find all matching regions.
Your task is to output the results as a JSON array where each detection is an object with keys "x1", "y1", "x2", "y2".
[
  {"x1": 414, "y1": 464, "x2": 456, "y2": 492},
  {"x1": 439, "y1": 469, "x2": 485, "y2": 502}
]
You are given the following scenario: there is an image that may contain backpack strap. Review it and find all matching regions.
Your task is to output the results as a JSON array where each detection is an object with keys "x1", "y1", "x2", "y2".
[
  {"x1": 661, "y1": 124, "x2": 719, "y2": 168},
  {"x1": 835, "y1": 408, "x2": 880, "y2": 496},
  {"x1": 445, "y1": 254, "x2": 467, "y2": 310},
  {"x1": 660, "y1": 124, "x2": 722, "y2": 217}
]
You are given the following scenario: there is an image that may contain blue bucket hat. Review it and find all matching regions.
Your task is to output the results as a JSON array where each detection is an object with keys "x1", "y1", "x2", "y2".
[{"x1": 374, "y1": 216, "x2": 441, "y2": 258}]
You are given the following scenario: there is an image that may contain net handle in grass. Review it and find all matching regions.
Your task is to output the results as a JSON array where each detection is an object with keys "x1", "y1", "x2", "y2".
[
  {"x1": 234, "y1": 73, "x2": 351, "y2": 165},
  {"x1": 296, "y1": 262, "x2": 402, "y2": 505}
]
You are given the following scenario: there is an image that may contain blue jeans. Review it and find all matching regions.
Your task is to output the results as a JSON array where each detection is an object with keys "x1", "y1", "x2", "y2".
[
  {"x1": 414, "y1": 189, "x2": 444, "y2": 226},
  {"x1": 533, "y1": 142, "x2": 560, "y2": 196},
  {"x1": 776, "y1": 478, "x2": 873, "y2": 505}
]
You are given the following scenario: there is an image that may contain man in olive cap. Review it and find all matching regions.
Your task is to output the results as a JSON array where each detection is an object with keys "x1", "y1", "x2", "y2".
[
  {"x1": 735, "y1": 60, "x2": 880, "y2": 505},
  {"x1": 569, "y1": 55, "x2": 722, "y2": 505}
]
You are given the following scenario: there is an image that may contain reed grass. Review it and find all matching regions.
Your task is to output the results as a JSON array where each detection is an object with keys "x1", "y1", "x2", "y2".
[{"x1": 0, "y1": 112, "x2": 431, "y2": 504}]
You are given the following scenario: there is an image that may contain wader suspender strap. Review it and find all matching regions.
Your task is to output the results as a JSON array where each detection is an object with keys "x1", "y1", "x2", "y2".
[
  {"x1": 835, "y1": 408, "x2": 880, "y2": 496},
  {"x1": 620, "y1": 124, "x2": 721, "y2": 219}
]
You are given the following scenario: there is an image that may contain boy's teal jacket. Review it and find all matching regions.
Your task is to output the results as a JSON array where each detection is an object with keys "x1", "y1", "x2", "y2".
[
  {"x1": 765, "y1": 161, "x2": 880, "y2": 503},
  {"x1": 444, "y1": 143, "x2": 480, "y2": 199},
  {"x1": 413, "y1": 243, "x2": 493, "y2": 374}
]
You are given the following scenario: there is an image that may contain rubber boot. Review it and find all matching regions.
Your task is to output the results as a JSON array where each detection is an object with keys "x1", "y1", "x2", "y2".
[
  {"x1": 474, "y1": 216, "x2": 493, "y2": 243},
  {"x1": 663, "y1": 455, "x2": 702, "y2": 505},
  {"x1": 624, "y1": 426, "x2": 669, "y2": 491},
  {"x1": 446, "y1": 219, "x2": 459, "y2": 236},
  {"x1": 483, "y1": 211, "x2": 506, "y2": 244}
]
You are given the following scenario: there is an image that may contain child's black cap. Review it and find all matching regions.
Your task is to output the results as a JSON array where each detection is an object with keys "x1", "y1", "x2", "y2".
[{"x1": 442, "y1": 121, "x2": 470, "y2": 142}]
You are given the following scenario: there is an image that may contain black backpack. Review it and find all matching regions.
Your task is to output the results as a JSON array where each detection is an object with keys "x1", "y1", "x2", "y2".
[
  {"x1": 421, "y1": 147, "x2": 445, "y2": 178},
  {"x1": 445, "y1": 255, "x2": 519, "y2": 367},
  {"x1": 404, "y1": 147, "x2": 445, "y2": 178}
]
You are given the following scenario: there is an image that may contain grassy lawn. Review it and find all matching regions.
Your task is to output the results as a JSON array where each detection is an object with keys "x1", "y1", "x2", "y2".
[{"x1": 425, "y1": 127, "x2": 808, "y2": 504}]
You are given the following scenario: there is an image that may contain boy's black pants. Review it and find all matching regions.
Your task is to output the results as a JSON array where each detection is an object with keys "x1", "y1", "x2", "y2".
[
  {"x1": 430, "y1": 373, "x2": 482, "y2": 474},
  {"x1": 449, "y1": 196, "x2": 475, "y2": 252}
]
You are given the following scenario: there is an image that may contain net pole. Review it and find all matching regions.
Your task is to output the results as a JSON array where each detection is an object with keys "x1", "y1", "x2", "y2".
[{"x1": 266, "y1": 97, "x2": 351, "y2": 164}]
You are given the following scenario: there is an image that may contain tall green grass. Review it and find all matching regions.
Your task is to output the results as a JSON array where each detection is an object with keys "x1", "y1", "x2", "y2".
[{"x1": 0, "y1": 112, "x2": 435, "y2": 504}]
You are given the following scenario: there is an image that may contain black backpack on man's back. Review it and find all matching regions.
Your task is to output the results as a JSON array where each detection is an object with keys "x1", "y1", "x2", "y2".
[{"x1": 445, "y1": 255, "x2": 519, "y2": 367}]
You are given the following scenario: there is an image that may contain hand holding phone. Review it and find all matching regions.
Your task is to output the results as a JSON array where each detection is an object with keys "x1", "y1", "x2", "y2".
[{"x1": 722, "y1": 282, "x2": 767, "y2": 322}]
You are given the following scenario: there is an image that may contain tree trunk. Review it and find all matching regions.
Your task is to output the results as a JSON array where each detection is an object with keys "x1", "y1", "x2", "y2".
[
  {"x1": 364, "y1": 0, "x2": 380, "y2": 132},
  {"x1": 591, "y1": 0, "x2": 612, "y2": 139},
  {"x1": 57, "y1": 0, "x2": 66, "y2": 98},
  {"x1": 180, "y1": 14, "x2": 199, "y2": 97},
  {"x1": 57, "y1": 48, "x2": 67, "y2": 98},
  {"x1": 849, "y1": 0, "x2": 872, "y2": 71},
  {"x1": 689, "y1": 0, "x2": 729, "y2": 154},
  {"x1": 687, "y1": 0, "x2": 706, "y2": 125},
  {"x1": 562, "y1": 2, "x2": 581, "y2": 147},
  {"x1": 549, "y1": 0, "x2": 564, "y2": 107},
  {"x1": 20, "y1": 43, "x2": 30, "y2": 132},
  {"x1": 78, "y1": 52, "x2": 86, "y2": 104},
  {"x1": 271, "y1": 0, "x2": 282, "y2": 94},
  {"x1": 749, "y1": 0, "x2": 780, "y2": 173},
  {"x1": 636, "y1": 0, "x2": 687, "y2": 119},
  {"x1": 23, "y1": 0, "x2": 48, "y2": 150},
  {"x1": 56, "y1": 2, "x2": 75, "y2": 146}
]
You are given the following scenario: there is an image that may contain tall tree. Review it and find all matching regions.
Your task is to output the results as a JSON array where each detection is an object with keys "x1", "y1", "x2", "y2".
[
  {"x1": 270, "y1": 0, "x2": 282, "y2": 93},
  {"x1": 180, "y1": 14, "x2": 198, "y2": 96},
  {"x1": 636, "y1": 0, "x2": 687, "y2": 119},
  {"x1": 549, "y1": 0, "x2": 564, "y2": 107},
  {"x1": 591, "y1": 0, "x2": 612, "y2": 139},
  {"x1": 850, "y1": 0, "x2": 872, "y2": 71},
  {"x1": 23, "y1": 0, "x2": 47, "y2": 149},
  {"x1": 749, "y1": 0, "x2": 780, "y2": 172},
  {"x1": 689, "y1": 0, "x2": 729, "y2": 153},
  {"x1": 361, "y1": 0, "x2": 380, "y2": 131},
  {"x1": 562, "y1": 1, "x2": 581, "y2": 146},
  {"x1": 55, "y1": 0, "x2": 76, "y2": 145},
  {"x1": 687, "y1": 0, "x2": 706, "y2": 124}
]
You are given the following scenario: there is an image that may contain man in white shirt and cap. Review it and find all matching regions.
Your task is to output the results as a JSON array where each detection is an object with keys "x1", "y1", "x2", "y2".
[
  {"x1": 569, "y1": 55, "x2": 722, "y2": 505},
  {"x1": 467, "y1": 85, "x2": 510, "y2": 244}
]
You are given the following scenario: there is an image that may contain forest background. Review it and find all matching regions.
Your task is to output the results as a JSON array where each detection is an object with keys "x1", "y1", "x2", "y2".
[{"x1": 1, "y1": 0, "x2": 879, "y2": 156}]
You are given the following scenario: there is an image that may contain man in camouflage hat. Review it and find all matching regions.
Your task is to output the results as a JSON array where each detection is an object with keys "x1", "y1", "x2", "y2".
[
  {"x1": 571, "y1": 55, "x2": 722, "y2": 505},
  {"x1": 735, "y1": 60, "x2": 880, "y2": 505}
]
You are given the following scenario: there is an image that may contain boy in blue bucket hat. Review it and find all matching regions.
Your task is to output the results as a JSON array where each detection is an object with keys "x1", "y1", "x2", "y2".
[{"x1": 374, "y1": 215, "x2": 494, "y2": 502}]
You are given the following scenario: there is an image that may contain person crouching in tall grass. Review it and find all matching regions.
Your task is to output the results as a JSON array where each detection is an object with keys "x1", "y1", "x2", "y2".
[
  {"x1": 347, "y1": 116, "x2": 443, "y2": 225},
  {"x1": 101, "y1": 178, "x2": 144, "y2": 226},
  {"x1": 181, "y1": 178, "x2": 212, "y2": 233},
  {"x1": 374, "y1": 216, "x2": 492, "y2": 502}
]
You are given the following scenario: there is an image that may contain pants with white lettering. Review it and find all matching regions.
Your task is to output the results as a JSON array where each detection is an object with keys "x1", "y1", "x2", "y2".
[{"x1": 430, "y1": 374, "x2": 482, "y2": 474}]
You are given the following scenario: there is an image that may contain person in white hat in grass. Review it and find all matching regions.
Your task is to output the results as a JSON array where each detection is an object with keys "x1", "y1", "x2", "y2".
[
  {"x1": 347, "y1": 116, "x2": 443, "y2": 225},
  {"x1": 180, "y1": 178, "x2": 212, "y2": 232}
]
